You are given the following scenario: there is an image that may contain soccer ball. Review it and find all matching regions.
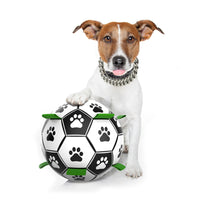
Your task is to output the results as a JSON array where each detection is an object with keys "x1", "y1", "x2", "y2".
[{"x1": 41, "y1": 99, "x2": 124, "y2": 181}]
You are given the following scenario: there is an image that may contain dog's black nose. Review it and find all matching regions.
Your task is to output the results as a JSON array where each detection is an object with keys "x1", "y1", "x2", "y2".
[{"x1": 113, "y1": 56, "x2": 126, "y2": 68}]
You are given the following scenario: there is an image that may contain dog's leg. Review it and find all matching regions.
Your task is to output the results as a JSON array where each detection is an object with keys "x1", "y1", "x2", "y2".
[
  {"x1": 122, "y1": 125, "x2": 129, "y2": 153},
  {"x1": 125, "y1": 116, "x2": 143, "y2": 178},
  {"x1": 66, "y1": 88, "x2": 91, "y2": 106}
]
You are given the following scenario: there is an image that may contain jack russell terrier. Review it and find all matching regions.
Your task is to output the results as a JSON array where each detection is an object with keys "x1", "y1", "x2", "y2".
[{"x1": 66, "y1": 20, "x2": 164, "y2": 178}]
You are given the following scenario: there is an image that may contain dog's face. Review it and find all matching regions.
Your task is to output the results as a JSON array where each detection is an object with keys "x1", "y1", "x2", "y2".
[
  {"x1": 97, "y1": 22, "x2": 140, "y2": 76},
  {"x1": 73, "y1": 20, "x2": 163, "y2": 76}
]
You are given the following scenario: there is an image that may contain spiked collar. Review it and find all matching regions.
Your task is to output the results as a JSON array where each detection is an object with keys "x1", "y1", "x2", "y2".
[{"x1": 98, "y1": 57, "x2": 139, "y2": 86}]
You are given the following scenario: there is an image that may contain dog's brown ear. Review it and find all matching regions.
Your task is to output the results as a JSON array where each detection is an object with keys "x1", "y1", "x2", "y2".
[
  {"x1": 135, "y1": 20, "x2": 164, "y2": 41},
  {"x1": 73, "y1": 20, "x2": 103, "y2": 40}
]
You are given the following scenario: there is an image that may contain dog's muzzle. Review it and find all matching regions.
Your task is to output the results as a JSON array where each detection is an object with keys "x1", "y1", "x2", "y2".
[{"x1": 112, "y1": 56, "x2": 126, "y2": 76}]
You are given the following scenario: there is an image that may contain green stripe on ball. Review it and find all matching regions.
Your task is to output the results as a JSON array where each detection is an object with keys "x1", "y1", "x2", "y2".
[
  {"x1": 94, "y1": 113, "x2": 114, "y2": 119},
  {"x1": 39, "y1": 162, "x2": 49, "y2": 169},
  {"x1": 66, "y1": 168, "x2": 87, "y2": 175},
  {"x1": 112, "y1": 163, "x2": 126, "y2": 171},
  {"x1": 117, "y1": 115, "x2": 126, "y2": 119},
  {"x1": 42, "y1": 114, "x2": 61, "y2": 119}
]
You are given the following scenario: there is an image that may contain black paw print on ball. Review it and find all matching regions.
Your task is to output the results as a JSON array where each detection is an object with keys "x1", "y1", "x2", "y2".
[
  {"x1": 90, "y1": 103, "x2": 103, "y2": 113},
  {"x1": 98, "y1": 127, "x2": 110, "y2": 142},
  {"x1": 46, "y1": 127, "x2": 56, "y2": 141},
  {"x1": 69, "y1": 147, "x2": 83, "y2": 162}
]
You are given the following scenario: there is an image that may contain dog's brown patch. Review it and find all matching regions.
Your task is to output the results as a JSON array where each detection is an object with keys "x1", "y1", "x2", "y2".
[
  {"x1": 73, "y1": 20, "x2": 164, "y2": 63},
  {"x1": 135, "y1": 20, "x2": 164, "y2": 41},
  {"x1": 119, "y1": 23, "x2": 140, "y2": 63},
  {"x1": 98, "y1": 22, "x2": 119, "y2": 63}
]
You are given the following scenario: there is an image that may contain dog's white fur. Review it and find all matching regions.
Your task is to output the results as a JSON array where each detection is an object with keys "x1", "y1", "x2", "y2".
[{"x1": 67, "y1": 23, "x2": 145, "y2": 178}]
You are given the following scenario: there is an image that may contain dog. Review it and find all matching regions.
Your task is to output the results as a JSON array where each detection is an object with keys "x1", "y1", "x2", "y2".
[{"x1": 66, "y1": 20, "x2": 163, "y2": 178}]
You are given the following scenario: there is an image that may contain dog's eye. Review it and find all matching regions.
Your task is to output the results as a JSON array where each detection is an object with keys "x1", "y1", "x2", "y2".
[
  {"x1": 127, "y1": 36, "x2": 135, "y2": 43},
  {"x1": 104, "y1": 36, "x2": 111, "y2": 43}
]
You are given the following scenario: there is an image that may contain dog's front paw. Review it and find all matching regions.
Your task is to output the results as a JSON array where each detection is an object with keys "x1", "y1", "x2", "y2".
[
  {"x1": 125, "y1": 161, "x2": 143, "y2": 178},
  {"x1": 66, "y1": 92, "x2": 89, "y2": 106}
]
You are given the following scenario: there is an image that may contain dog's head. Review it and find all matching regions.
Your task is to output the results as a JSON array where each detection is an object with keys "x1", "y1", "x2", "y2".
[{"x1": 73, "y1": 20, "x2": 164, "y2": 76}]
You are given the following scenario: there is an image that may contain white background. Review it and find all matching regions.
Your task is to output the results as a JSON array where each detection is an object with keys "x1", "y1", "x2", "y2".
[{"x1": 0, "y1": 0, "x2": 200, "y2": 199}]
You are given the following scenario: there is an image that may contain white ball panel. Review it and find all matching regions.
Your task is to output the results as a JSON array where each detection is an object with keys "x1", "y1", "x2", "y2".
[
  {"x1": 42, "y1": 119, "x2": 65, "y2": 151},
  {"x1": 112, "y1": 135, "x2": 124, "y2": 164},
  {"x1": 79, "y1": 99, "x2": 110, "y2": 118},
  {"x1": 87, "y1": 119, "x2": 118, "y2": 151},
  {"x1": 54, "y1": 103, "x2": 76, "y2": 118},
  {"x1": 59, "y1": 137, "x2": 95, "y2": 168}
]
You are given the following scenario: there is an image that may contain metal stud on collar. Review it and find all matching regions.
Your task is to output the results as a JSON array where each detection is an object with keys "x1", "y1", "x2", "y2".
[{"x1": 98, "y1": 57, "x2": 139, "y2": 86}]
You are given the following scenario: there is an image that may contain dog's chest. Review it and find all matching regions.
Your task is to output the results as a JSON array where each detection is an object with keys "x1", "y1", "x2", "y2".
[{"x1": 88, "y1": 69, "x2": 142, "y2": 116}]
